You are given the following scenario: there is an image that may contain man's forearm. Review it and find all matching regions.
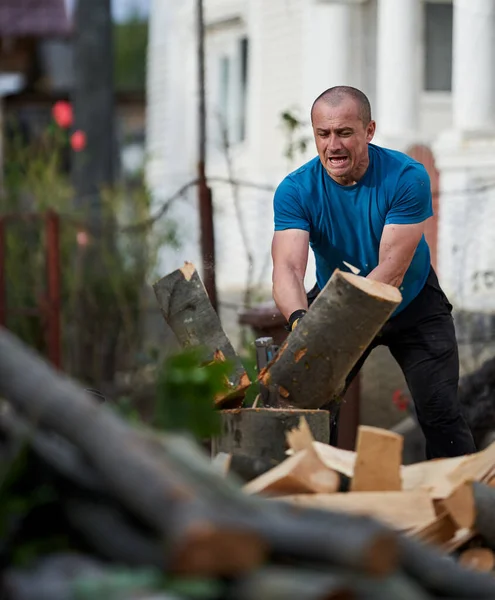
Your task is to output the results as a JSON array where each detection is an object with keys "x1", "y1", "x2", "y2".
[
  {"x1": 273, "y1": 269, "x2": 308, "y2": 320},
  {"x1": 366, "y1": 262, "x2": 406, "y2": 288}
]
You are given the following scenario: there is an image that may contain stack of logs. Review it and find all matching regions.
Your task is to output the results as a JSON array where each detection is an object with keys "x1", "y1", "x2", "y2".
[
  {"x1": 2, "y1": 262, "x2": 495, "y2": 598},
  {"x1": 1, "y1": 329, "x2": 495, "y2": 598}
]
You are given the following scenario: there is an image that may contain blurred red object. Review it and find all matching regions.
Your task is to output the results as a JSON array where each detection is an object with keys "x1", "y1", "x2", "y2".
[
  {"x1": 52, "y1": 101, "x2": 73, "y2": 129},
  {"x1": 71, "y1": 130, "x2": 87, "y2": 152},
  {"x1": 392, "y1": 389, "x2": 409, "y2": 411},
  {"x1": 76, "y1": 230, "x2": 89, "y2": 247}
]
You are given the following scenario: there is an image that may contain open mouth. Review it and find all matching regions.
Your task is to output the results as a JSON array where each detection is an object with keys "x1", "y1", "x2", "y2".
[{"x1": 328, "y1": 156, "x2": 349, "y2": 167}]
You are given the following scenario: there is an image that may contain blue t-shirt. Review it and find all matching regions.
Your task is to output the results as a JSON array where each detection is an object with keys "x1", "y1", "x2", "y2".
[{"x1": 273, "y1": 143, "x2": 433, "y2": 314}]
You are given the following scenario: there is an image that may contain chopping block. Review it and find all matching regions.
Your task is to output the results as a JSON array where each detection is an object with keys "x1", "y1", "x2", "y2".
[{"x1": 211, "y1": 407, "x2": 330, "y2": 463}]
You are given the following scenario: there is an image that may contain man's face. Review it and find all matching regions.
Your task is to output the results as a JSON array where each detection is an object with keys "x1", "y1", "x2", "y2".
[{"x1": 311, "y1": 98, "x2": 376, "y2": 185}]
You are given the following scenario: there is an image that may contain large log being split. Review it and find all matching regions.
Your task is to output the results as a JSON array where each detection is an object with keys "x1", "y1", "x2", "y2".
[
  {"x1": 153, "y1": 262, "x2": 250, "y2": 406},
  {"x1": 259, "y1": 269, "x2": 402, "y2": 409}
]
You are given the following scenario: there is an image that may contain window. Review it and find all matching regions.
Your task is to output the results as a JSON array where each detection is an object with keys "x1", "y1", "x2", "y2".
[
  {"x1": 215, "y1": 35, "x2": 249, "y2": 145},
  {"x1": 424, "y1": 2, "x2": 453, "y2": 92}
]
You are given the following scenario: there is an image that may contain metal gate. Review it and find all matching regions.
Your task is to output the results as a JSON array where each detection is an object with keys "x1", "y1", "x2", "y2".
[{"x1": 0, "y1": 210, "x2": 61, "y2": 368}]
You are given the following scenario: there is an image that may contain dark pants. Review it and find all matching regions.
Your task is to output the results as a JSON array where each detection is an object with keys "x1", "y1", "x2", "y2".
[{"x1": 310, "y1": 267, "x2": 476, "y2": 459}]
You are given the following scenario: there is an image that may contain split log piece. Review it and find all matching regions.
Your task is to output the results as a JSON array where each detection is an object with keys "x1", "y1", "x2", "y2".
[
  {"x1": 259, "y1": 269, "x2": 402, "y2": 409},
  {"x1": 274, "y1": 490, "x2": 436, "y2": 531},
  {"x1": 211, "y1": 408, "x2": 330, "y2": 463},
  {"x1": 351, "y1": 426, "x2": 403, "y2": 492},
  {"x1": 301, "y1": 441, "x2": 356, "y2": 477},
  {"x1": 441, "y1": 481, "x2": 475, "y2": 529},
  {"x1": 458, "y1": 547, "x2": 495, "y2": 573},
  {"x1": 243, "y1": 447, "x2": 340, "y2": 496},
  {"x1": 411, "y1": 511, "x2": 458, "y2": 547},
  {"x1": 401, "y1": 455, "x2": 467, "y2": 499},
  {"x1": 153, "y1": 262, "x2": 250, "y2": 406},
  {"x1": 445, "y1": 441, "x2": 495, "y2": 494}
]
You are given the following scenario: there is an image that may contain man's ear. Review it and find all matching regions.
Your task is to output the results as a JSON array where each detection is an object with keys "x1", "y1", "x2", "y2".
[{"x1": 366, "y1": 120, "x2": 376, "y2": 143}]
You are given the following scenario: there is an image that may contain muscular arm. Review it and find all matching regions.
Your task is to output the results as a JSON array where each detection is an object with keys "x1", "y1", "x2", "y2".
[
  {"x1": 367, "y1": 221, "x2": 426, "y2": 287},
  {"x1": 271, "y1": 229, "x2": 310, "y2": 320}
]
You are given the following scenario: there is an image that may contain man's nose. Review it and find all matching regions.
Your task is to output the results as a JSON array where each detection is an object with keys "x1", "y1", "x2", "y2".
[{"x1": 328, "y1": 134, "x2": 343, "y2": 152}]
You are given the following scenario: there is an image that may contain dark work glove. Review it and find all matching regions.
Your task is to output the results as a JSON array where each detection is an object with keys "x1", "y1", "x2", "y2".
[{"x1": 285, "y1": 309, "x2": 307, "y2": 332}]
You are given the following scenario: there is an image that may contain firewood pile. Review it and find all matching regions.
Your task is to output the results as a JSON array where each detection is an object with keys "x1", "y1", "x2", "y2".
[
  {"x1": 242, "y1": 418, "x2": 495, "y2": 572},
  {"x1": 2, "y1": 329, "x2": 495, "y2": 599}
]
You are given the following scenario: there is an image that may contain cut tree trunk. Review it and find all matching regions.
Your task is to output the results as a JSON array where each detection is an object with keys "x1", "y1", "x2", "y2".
[
  {"x1": 259, "y1": 269, "x2": 402, "y2": 409},
  {"x1": 153, "y1": 262, "x2": 250, "y2": 406},
  {"x1": 211, "y1": 408, "x2": 330, "y2": 463}
]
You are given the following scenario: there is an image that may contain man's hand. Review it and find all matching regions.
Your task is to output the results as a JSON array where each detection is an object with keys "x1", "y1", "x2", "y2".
[
  {"x1": 287, "y1": 309, "x2": 307, "y2": 331},
  {"x1": 367, "y1": 221, "x2": 426, "y2": 287},
  {"x1": 271, "y1": 229, "x2": 310, "y2": 320}
]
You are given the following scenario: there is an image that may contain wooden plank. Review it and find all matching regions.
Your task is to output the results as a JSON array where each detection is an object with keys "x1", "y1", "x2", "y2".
[
  {"x1": 275, "y1": 490, "x2": 436, "y2": 531},
  {"x1": 243, "y1": 448, "x2": 340, "y2": 497},
  {"x1": 351, "y1": 426, "x2": 403, "y2": 492},
  {"x1": 153, "y1": 262, "x2": 250, "y2": 406}
]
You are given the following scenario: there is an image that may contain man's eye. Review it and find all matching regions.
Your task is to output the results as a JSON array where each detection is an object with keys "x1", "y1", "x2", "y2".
[{"x1": 340, "y1": 131, "x2": 352, "y2": 137}]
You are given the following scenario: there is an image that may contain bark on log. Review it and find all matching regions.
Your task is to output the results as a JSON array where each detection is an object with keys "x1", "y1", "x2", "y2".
[
  {"x1": 153, "y1": 262, "x2": 250, "y2": 406},
  {"x1": 230, "y1": 567, "x2": 353, "y2": 600},
  {"x1": 259, "y1": 269, "x2": 402, "y2": 409},
  {"x1": 398, "y1": 534, "x2": 495, "y2": 597},
  {"x1": 472, "y1": 481, "x2": 495, "y2": 549},
  {"x1": 211, "y1": 408, "x2": 330, "y2": 462}
]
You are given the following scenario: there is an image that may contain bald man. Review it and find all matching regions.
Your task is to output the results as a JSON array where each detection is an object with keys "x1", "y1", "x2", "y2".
[{"x1": 271, "y1": 85, "x2": 475, "y2": 459}]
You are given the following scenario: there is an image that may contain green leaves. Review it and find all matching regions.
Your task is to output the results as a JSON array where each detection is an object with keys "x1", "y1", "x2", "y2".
[{"x1": 153, "y1": 347, "x2": 234, "y2": 439}]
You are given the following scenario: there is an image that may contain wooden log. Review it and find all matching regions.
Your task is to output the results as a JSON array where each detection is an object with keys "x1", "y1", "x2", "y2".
[
  {"x1": 230, "y1": 567, "x2": 353, "y2": 600},
  {"x1": 0, "y1": 327, "x2": 400, "y2": 578},
  {"x1": 351, "y1": 426, "x2": 403, "y2": 492},
  {"x1": 274, "y1": 490, "x2": 436, "y2": 532},
  {"x1": 472, "y1": 482, "x2": 495, "y2": 549},
  {"x1": 243, "y1": 448, "x2": 340, "y2": 496},
  {"x1": 259, "y1": 269, "x2": 402, "y2": 409},
  {"x1": 153, "y1": 262, "x2": 250, "y2": 406},
  {"x1": 458, "y1": 547, "x2": 495, "y2": 572},
  {"x1": 398, "y1": 534, "x2": 495, "y2": 598},
  {"x1": 211, "y1": 408, "x2": 330, "y2": 463}
]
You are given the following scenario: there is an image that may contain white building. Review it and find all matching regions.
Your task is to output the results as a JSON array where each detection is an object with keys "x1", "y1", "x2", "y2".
[
  {"x1": 146, "y1": 0, "x2": 495, "y2": 360},
  {"x1": 146, "y1": 0, "x2": 495, "y2": 432}
]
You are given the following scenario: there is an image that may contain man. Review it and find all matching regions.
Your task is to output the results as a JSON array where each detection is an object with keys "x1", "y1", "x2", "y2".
[{"x1": 271, "y1": 85, "x2": 476, "y2": 459}]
